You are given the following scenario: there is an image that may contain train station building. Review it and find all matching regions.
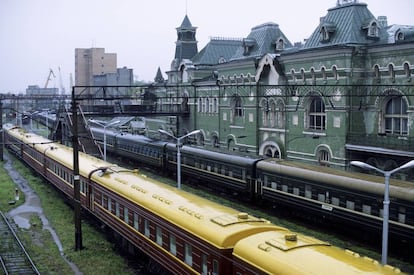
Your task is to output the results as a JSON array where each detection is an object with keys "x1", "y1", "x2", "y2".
[{"x1": 150, "y1": 0, "x2": 414, "y2": 179}]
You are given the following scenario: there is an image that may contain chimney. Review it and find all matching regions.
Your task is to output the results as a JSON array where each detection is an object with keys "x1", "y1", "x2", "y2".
[{"x1": 377, "y1": 16, "x2": 388, "y2": 28}]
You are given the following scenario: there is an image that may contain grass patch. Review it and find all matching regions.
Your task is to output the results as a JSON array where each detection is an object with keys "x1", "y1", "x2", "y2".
[
  {"x1": 0, "y1": 163, "x2": 25, "y2": 212},
  {"x1": 1, "y1": 155, "x2": 135, "y2": 274}
]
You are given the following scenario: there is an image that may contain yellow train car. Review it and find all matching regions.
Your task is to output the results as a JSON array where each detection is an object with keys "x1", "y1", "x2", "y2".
[
  {"x1": 3, "y1": 124, "x2": 407, "y2": 274},
  {"x1": 232, "y1": 230, "x2": 403, "y2": 274}
]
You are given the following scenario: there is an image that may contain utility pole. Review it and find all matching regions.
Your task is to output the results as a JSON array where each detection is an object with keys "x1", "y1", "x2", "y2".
[
  {"x1": 71, "y1": 87, "x2": 82, "y2": 251},
  {"x1": 0, "y1": 99, "x2": 3, "y2": 162}
]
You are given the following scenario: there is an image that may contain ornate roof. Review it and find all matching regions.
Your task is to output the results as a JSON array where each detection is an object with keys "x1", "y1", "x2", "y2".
[
  {"x1": 303, "y1": 2, "x2": 380, "y2": 49},
  {"x1": 230, "y1": 22, "x2": 293, "y2": 61},
  {"x1": 191, "y1": 37, "x2": 242, "y2": 65}
]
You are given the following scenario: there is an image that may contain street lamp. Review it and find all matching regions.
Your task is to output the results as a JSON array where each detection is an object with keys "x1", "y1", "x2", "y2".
[
  {"x1": 350, "y1": 160, "x2": 414, "y2": 265},
  {"x1": 158, "y1": 129, "x2": 200, "y2": 189},
  {"x1": 89, "y1": 119, "x2": 120, "y2": 161}
]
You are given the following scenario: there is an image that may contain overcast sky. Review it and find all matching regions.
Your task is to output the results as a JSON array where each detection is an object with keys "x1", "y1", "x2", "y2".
[{"x1": 1, "y1": 0, "x2": 413, "y2": 93}]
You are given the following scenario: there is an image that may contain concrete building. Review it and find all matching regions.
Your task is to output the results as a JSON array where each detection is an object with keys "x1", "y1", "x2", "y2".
[{"x1": 74, "y1": 48, "x2": 117, "y2": 88}]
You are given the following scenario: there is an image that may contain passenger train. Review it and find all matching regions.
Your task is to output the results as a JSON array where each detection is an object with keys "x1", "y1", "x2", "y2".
[
  {"x1": 90, "y1": 126, "x2": 414, "y2": 246},
  {"x1": 4, "y1": 124, "x2": 406, "y2": 274}
]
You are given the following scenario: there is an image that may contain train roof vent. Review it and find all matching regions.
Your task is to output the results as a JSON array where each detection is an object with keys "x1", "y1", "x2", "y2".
[
  {"x1": 211, "y1": 213, "x2": 267, "y2": 227},
  {"x1": 265, "y1": 234, "x2": 330, "y2": 252}
]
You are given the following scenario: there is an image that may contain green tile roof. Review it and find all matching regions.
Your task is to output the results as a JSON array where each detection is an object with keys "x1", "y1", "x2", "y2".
[
  {"x1": 191, "y1": 37, "x2": 242, "y2": 65},
  {"x1": 303, "y1": 2, "x2": 378, "y2": 48},
  {"x1": 231, "y1": 22, "x2": 293, "y2": 60}
]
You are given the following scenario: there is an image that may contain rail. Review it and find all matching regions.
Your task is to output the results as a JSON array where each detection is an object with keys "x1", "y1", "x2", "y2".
[{"x1": 0, "y1": 210, "x2": 40, "y2": 275}]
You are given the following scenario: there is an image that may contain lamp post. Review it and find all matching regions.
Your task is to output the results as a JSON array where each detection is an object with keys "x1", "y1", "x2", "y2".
[
  {"x1": 158, "y1": 129, "x2": 200, "y2": 189},
  {"x1": 350, "y1": 160, "x2": 414, "y2": 265},
  {"x1": 89, "y1": 119, "x2": 120, "y2": 161}
]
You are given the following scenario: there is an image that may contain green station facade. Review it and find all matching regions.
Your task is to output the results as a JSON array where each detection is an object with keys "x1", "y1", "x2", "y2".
[{"x1": 150, "y1": 0, "x2": 413, "y2": 178}]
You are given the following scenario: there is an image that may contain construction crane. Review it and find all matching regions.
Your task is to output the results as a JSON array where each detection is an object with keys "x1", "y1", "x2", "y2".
[{"x1": 44, "y1": 68, "x2": 55, "y2": 88}]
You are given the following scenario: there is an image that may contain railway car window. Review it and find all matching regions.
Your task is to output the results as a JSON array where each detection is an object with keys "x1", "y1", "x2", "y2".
[
  {"x1": 133, "y1": 213, "x2": 139, "y2": 231},
  {"x1": 398, "y1": 213, "x2": 406, "y2": 223},
  {"x1": 108, "y1": 198, "x2": 112, "y2": 212},
  {"x1": 346, "y1": 200, "x2": 355, "y2": 210},
  {"x1": 184, "y1": 243, "x2": 192, "y2": 266},
  {"x1": 362, "y1": 204, "x2": 371, "y2": 215},
  {"x1": 282, "y1": 185, "x2": 288, "y2": 192},
  {"x1": 293, "y1": 187, "x2": 300, "y2": 196},
  {"x1": 305, "y1": 185, "x2": 312, "y2": 199},
  {"x1": 318, "y1": 194, "x2": 325, "y2": 202},
  {"x1": 214, "y1": 165, "x2": 218, "y2": 173},
  {"x1": 115, "y1": 202, "x2": 120, "y2": 217},
  {"x1": 212, "y1": 260, "x2": 219, "y2": 275},
  {"x1": 201, "y1": 254, "x2": 208, "y2": 274},
  {"x1": 398, "y1": 207, "x2": 406, "y2": 223},
  {"x1": 144, "y1": 219, "x2": 150, "y2": 237},
  {"x1": 156, "y1": 226, "x2": 163, "y2": 245},
  {"x1": 124, "y1": 208, "x2": 129, "y2": 224},
  {"x1": 271, "y1": 182, "x2": 277, "y2": 189},
  {"x1": 169, "y1": 234, "x2": 176, "y2": 255},
  {"x1": 331, "y1": 197, "x2": 340, "y2": 206}
]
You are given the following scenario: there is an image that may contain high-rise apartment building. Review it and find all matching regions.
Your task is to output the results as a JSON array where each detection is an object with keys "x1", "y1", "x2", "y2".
[{"x1": 75, "y1": 48, "x2": 117, "y2": 87}]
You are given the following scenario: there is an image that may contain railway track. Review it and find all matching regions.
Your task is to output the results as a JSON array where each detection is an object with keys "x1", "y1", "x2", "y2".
[{"x1": 0, "y1": 210, "x2": 40, "y2": 275}]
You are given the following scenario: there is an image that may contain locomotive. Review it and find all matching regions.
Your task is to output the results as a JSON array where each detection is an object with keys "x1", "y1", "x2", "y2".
[
  {"x1": 4, "y1": 124, "x2": 406, "y2": 274},
  {"x1": 90, "y1": 126, "x2": 414, "y2": 245}
]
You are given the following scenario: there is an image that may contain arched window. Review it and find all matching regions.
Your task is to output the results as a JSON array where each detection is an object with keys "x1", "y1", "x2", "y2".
[
  {"x1": 213, "y1": 98, "x2": 218, "y2": 113},
  {"x1": 368, "y1": 22, "x2": 379, "y2": 37},
  {"x1": 321, "y1": 67, "x2": 327, "y2": 81},
  {"x1": 311, "y1": 68, "x2": 316, "y2": 84},
  {"x1": 230, "y1": 95, "x2": 244, "y2": 122},
  {"x1": 276, "y1": 38, "x2": 285, "y2": 50},
  {"x1": 308, "y1": 96, "x2": 326, "y2": 130},
  {"x1": 301, "y1": 69, "x2": 306, "y2": 83},
  {"x1": 404, "y1": 63, "x2": 411, "y2": 79},
  {"x1": 374, "y1": 65, "x2": 381, "y2": 82},
  {"x1": 332, "y1": 66, "x2": 338, "y2": 81},
  {"x1": 384, "y1": 96, "x2": 408, "y2": 135},
  {"x1": 389, "y1": 64, "x2": 395, "y2": 81},
  {"x1": 198, "y1": 98, "x2": 202, "y2": 112},
  {"x1": 206, "y1": 98, "x2": 210, "y2": 113},
  {"x1": 318, "y1": 149, "x2": 330, "y2": 166}
]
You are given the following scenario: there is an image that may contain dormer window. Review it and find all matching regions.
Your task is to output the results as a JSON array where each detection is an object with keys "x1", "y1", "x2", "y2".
[
  {"x1": 363, "y1": 20, "x2": 380, "y2": 39},
  {"x1": 319, "y1": 22, "x2": 336, "y2": 42},
  {"x1": 369, "y1": 22, "x2": 379, "y2": 37},
  {"x1": 242, "y1": 38, "x2": 256, "y2": 55},
  {"x1": 396, "y1": 30, "x2": 405, "y2": 41},
  {"x1": 274, "y1": 38, "x2": 285, "y2": 51}
]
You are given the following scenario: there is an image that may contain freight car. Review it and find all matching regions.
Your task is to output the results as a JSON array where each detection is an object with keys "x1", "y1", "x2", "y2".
[
  {"x1": 90, "y1": 126, "x2": 414, "y2": 245},
  {"x1": 4, "y1": 124, "x2": 405, "y2": 274}
]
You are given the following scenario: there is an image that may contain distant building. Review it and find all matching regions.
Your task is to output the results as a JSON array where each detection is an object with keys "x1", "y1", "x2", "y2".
[
  {"x1": 25, "y1": 85, "x2": 59, "y2": 110},
  {"x1": 74, "y1": 48, "x2": 117, "y2": 94}
]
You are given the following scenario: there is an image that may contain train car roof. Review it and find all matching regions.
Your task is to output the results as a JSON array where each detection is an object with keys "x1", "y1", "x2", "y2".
[
  {"x1": 168, "y1": 143, "x2": 262, "y2": 166},
  {"x1": 8, "y1": 126, "x2": 286, "y2": 249},
  {"x1": 233, "y1": 230, "x2": 403, "y2": 275},
  {"x1": 257, "y1": 159, "x2": 414, "y2": 201},
  {"x1": 92, "y1": 167, "x2": 284, "y2": 249}
]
